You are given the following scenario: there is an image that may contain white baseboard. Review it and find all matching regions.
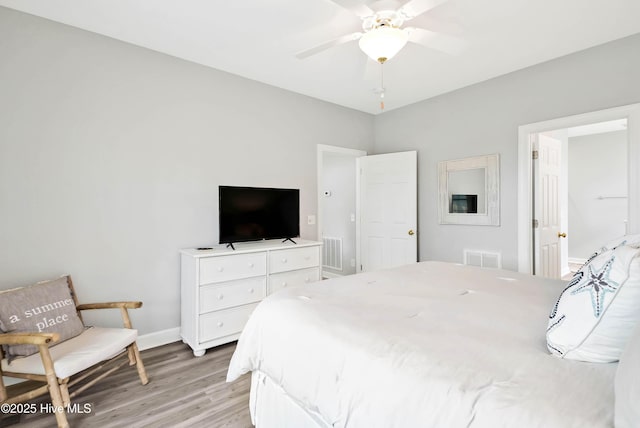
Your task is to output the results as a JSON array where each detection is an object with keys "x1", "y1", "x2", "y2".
[
  {"x1": 3, "y1": 377, "x2": 23, "y2": 386},
  {"x1": 3, "y1": 327, "x2": 182, "y2": 386},
  {"x1": 568, "y1": 257, "x2": 587, "y2": 265},
  {"x1": 137, "y1": 327, "x2": 181, "y2": 351},
  {"x1": 322, "y1": 270, "x2": 344, "y2": 279}
]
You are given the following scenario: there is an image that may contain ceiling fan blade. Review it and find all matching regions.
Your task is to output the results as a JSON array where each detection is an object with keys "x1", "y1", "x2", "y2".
[
  {"x1": 295, "y1": 32, "x2": 363, "y2": 59},
  {"x1": 326, "y1": 0, "x2": 374, "y2": 18},
  {"x1": 399, "y1": 0, "x2": 449, "y2": 19},
  {"x1": 405, "y1": 27, "x2": 466, "y2": 55}
]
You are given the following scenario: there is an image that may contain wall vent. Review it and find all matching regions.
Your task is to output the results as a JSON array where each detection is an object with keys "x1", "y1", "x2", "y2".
[
  {"x1": 463, "y1": 249, "x2": 502, "y2": 269},
  {"x1": 323, "y1": 237, "x2": 343, "y2": 271}
]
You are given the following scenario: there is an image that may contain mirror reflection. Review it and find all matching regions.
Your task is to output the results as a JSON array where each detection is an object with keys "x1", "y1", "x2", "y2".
[
  {"x1": 447, "y1": 168, "x2": 486, "y2": 214},
  {"x1": 438, "y1": 154, "x2": 500, "y2": 226}
]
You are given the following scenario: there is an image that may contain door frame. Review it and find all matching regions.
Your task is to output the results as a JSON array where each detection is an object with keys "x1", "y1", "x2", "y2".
[
  {"x1": 517, "y1": 103, "x2": 640, "y2": 274},
  {"x1": 316, "y1": 144, "x2": 367, "y2": 276}
]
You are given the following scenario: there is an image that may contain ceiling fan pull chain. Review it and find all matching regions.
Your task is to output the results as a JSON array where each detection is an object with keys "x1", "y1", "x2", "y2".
[{"x1": 380, "y1": 61, "x2": 385, "y2": 111}]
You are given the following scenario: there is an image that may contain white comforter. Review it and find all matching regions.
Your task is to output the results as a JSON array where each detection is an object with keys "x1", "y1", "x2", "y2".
[{"x1": 227, "y1": 261, "x2": 616, "y2": 428}]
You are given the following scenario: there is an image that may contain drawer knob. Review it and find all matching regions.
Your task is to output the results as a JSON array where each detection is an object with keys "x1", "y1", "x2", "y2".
[
  {"x1": 248, "y1": 262, "x2": 254, "y2": 268},
  {"x1": 248, "y1": 288, "x2": 254, "y2": 293},
  {"x1": 281, "y1": 258, "x2": 287, "y2": 263},
  {"x1": 281, "y1": 282, "x2": 287, "y2": 287},
  {"x1": 217, "y1": 267, "x2": 224, "y2": 272},
  {"x1": 305, "y1": 277, "x2": 310, "y2": 283},
  {"x1": 218, "y1": 294, "x2": 224, "y2": 300},
  {"x1": 217, "y1": 321, "x2": 224, "y2": 327}
]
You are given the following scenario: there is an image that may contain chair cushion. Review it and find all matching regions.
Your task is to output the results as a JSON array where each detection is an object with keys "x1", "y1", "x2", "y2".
[
  {"x1": 546, "y1": 245, "x2": 640, "y2": 362},
  {"x1": 1, "y1": 327, "x2": 137, "y2": 379},
  {"x1": 0, "y1": 276, "x2": 85, "y2": 361}
]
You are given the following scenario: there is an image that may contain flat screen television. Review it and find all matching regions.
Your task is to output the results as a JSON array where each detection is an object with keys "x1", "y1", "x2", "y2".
[{"x1": 219, "y1": 186, "x2": 300, "y2": 244}]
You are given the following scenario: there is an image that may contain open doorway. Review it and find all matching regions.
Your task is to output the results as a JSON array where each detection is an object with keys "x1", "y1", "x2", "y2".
[
  {"x1": 530, "y1": 120, "x2": 628, "y2": 279},
  {"x1": 517, "y1": 103, "x2": 640, "y2": 277},
  {"x1": 317, "y1": 145, "x2": 418, "y2": 278},
  {"x1": 565, "y1": 120, "x2": 629, "y2": 277},
  {"x1": 317, "y1": 145, "x2": 366, "y2": 279}
]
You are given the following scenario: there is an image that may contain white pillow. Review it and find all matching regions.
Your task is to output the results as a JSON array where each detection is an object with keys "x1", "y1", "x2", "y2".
[
  {"x1": 604, "y1": 233, "x2": 640, "y2": 250},
  {"x1": 615, "y1": 321, "x2": 640, "y2": 428},
  {"x1": 547, "y1": 245, "x2": 640, "y2": 362},
  {"x1": 573, "y1": 234, "x2": 640, "y2": 274}
]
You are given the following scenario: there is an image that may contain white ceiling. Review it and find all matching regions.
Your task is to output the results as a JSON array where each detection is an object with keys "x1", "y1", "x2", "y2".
[{"x1": 2, "y1": 0, "x2": 639, "y2": 115}]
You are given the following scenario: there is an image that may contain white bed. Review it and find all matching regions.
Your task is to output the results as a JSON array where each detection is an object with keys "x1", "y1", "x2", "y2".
[{"x1": 227, "y1": 261, "x2": 617, "y2": 427}]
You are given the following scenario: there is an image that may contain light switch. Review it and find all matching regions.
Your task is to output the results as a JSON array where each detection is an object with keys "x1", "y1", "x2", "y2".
[{"x1": 307, "y1": 215, "x2": 316, "y2": 225}]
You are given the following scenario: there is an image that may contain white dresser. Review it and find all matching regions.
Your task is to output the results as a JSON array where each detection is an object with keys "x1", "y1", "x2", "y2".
[{"x1": 180, "y1": 239, "x2": 321, "y2": 356}]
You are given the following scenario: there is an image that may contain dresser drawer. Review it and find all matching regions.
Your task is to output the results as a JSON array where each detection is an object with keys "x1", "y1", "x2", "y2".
[
  {"x1": 269, "y1": 267, "x2": 320, "y2": 294},
  {"x1": 200, "y1": 277, "x2": 266, "y2": 313},
  {"x1": 199, "y1": 303, "x2": 257, "y2": 343},
  {"x1": 199, "y1": 252, "x2": 266, "y2": 284},
  {"x1": 270, "y1": 246, "x2": 320, "y2": 274}
]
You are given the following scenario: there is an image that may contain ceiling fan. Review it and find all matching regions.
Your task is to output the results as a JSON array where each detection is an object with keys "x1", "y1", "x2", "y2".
[{"x1": 296, "y1": 0, "x2": 465, "y2": 64}]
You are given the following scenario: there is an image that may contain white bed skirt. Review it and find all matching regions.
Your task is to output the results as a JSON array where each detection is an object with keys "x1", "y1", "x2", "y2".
[{"x1": 251, "y1": 371, "x2": 328, "y2": 428}]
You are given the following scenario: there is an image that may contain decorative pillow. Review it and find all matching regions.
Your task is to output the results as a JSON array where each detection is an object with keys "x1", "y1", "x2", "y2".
[
  {"x1": 575, "y1": 235, "x2": 640, "y2": 274},
  {"x1": 604, "y1": 233, "x2": 640, "y2": 251},
  {"x1": 0, "y1": 276, "x2": 85, "y2": 361},
  {"x1": 546, "y1": 245, "x2": 640, "y2": 362},
  {"x1": 615, "y1": 321, "x2": 640, "y2": 428}
]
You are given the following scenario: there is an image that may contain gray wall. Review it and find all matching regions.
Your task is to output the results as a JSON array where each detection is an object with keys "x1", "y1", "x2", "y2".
[
  {"x1": 2, "y1": 4, "x2": 640, "y2": 337},
  {"x1": 0, "y1": 7, "x2": 374, "y2": 333},
  {"x1": 373, "y1": 33, "x2": 640, "y2": 270},
  {"x1": 568, "y1": 130, "x2": 628, "y2": 259}
]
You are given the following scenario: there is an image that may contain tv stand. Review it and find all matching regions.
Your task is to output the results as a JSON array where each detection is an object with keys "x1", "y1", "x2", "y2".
[
  {"x1": 180, "y1": 239, "x2": 322, "y2": 357},
  {"x1": 226, "y1": 242, "x2": 235, "y2": 251},
  {"x1": 282, "y1": 237, "x2": 297, "y2": 244}
]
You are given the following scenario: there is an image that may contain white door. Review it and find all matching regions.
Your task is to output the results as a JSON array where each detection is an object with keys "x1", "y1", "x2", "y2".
[
  {"x1": 534, "y1": 134, "x2": 563, "y2": 278},
  {"x1": 357, "y1": 151, "x2": 417, "y2": 272}
]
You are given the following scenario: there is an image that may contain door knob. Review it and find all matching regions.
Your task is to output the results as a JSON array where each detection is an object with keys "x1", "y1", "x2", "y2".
[
  {"x1": 408, "y1": 230, "x2": 415, "y2": 236},
  {"x1": 558, "y1": 232, "x2": 567, "y2": 238}
]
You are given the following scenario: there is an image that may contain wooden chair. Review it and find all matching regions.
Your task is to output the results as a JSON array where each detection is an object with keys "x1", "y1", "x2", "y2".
[{"x1": 0, "y1": 275, "x2": 149, "y2": 428}]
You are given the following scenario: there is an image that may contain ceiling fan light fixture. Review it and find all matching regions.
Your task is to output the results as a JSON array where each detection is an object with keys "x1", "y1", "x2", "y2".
[{"x1": 358, "y1": 26, "x2": 409, "y2": 63}]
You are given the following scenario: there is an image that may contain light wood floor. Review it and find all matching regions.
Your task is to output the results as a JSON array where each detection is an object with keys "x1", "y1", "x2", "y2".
[{"x1": 1, "y1": 341, "x2": 253, "y2": 428}]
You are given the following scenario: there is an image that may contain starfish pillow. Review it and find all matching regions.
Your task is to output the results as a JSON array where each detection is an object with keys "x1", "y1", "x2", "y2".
[
  {"x1": 604, "y1": 233, "x2": 640, "y2": 250},
  {"x1": 547, "y1": 245, "x2": 640, "y2": 362}
]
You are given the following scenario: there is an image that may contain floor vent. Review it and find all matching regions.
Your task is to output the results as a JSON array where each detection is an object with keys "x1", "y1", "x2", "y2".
[
  {"x1": 463, "y1": 249, "x2": 502, "y2": 269},
  {"x1": 323, "y1": 237, "x2": 343, "y2": 271}
]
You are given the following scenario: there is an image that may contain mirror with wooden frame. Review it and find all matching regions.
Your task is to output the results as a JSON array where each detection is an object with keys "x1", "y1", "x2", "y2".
[{"x1": 438, "y1": 154, "x2": 500, "y2": 226}]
